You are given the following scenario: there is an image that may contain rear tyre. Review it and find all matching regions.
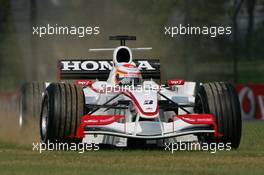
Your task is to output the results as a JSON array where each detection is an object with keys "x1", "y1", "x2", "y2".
[
  {"x1": 40, "y1": 83, "x2": 84, "y2": 143},
  {"x1": 194, "y1": 82, "x2": 242, "y2": 149},
  {"x1": 19, "y1": 82, "x2": 46, "y2": 128}
]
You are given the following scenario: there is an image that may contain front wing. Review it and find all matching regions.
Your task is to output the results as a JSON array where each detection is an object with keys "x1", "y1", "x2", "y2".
[{"x1": 76, "y1": 113, "x2": 220, "y2": 140}]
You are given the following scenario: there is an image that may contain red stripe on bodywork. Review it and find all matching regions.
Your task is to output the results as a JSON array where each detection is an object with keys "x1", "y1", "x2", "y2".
[
  {"x1": 176, "y1": 114, "x2": 220, "y2": 137},
  {"x1": 82, "y1": 115, "x2": 123, "y2": 125},
  {"x1": 76, "y1": 115, "x2": 124, "y2": 138}
]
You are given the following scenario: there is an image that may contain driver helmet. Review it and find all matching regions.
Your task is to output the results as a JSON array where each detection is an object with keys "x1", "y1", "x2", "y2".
[{"x1": 115, "y1": 63, "x2": 142, "y2": 86}]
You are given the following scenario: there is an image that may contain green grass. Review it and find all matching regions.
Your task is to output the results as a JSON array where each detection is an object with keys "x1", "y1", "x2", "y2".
[{"x1": 0, "y1": 121, "x2": 264, "y2": 175}]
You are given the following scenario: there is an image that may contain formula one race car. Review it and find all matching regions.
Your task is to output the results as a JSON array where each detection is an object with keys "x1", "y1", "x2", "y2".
[{"x1": 28, "y1": 36, "x2": 242, "y2": 148}]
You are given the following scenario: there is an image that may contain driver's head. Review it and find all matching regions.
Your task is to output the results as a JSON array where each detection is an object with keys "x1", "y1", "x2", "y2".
[{"x1": 115, "y1": 63, "x2": 142, "y2": 86}]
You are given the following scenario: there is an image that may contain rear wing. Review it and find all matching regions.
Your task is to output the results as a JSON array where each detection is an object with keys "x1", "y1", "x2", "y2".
[{"x1": 58, "y1": 59, "x2": 160, "y2": 80}]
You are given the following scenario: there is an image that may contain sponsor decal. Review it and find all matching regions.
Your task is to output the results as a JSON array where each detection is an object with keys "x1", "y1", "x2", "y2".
[
  {"x1": 74, "y1": 80, "x2": 93, "y2": 86},
  {"x1": 60, "y1": 60, "x2": 156, "y2": 71},
  {"x1": 167, "y1": 79, "x2": 185, "y2": 86},
  {"x1": 144, "y1": 100, "x2": 154, "y2": 105},
  {"x1": 82, "y1": 115, "x2": 124, "y2": 125},
  {"x1": 236, "y1": 84, "x2": 264, "y2": 120}
]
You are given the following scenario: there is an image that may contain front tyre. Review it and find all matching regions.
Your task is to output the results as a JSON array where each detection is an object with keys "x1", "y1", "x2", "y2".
[
  {"x1": 195, "y1": 82, "x2": 242, "y2": 149},
  {"x1": 40, "y1": 83, "x2": 84, "y2": 143}
]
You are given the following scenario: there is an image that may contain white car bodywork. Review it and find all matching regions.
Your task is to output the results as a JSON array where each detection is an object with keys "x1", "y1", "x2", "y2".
[{"x1": 81, "y1": 78, "x2": 203, "y2": 146}]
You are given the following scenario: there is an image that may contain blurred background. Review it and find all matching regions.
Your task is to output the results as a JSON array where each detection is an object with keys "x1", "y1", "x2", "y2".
[{"x1": 0, "y1": 0, "x2": 263, "y2": 91}]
